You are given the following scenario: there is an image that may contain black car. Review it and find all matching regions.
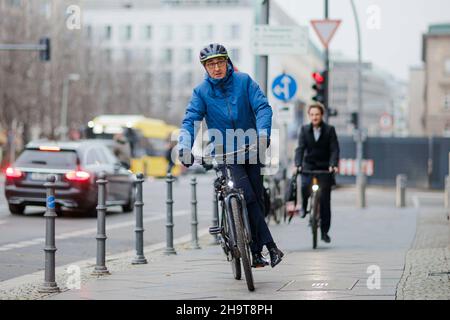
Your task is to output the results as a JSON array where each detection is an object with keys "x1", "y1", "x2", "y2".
[{"x1": 4, "y1": 140, "x2": 135, "y2": 216}]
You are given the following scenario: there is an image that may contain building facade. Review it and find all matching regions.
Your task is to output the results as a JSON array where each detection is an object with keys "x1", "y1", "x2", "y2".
[
  {"x1": 407, "y1": 66, "x2": 426, "y2": 137},
  {"x1": 328, "y1": 57, "x2": 408, "y2": 137},
  {"x1": 81, "y1": 0, "x2": 255, "y2": 125},
  {"x1": 422, "y1": 24, "x2": 450, "y2": 137}
]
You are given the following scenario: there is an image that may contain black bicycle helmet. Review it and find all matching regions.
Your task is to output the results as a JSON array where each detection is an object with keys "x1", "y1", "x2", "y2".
[{"x1": 199, "y1": 43, "x2": 229, "y2": 64}]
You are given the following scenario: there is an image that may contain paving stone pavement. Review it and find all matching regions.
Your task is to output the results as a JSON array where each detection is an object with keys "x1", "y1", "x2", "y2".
[
  {"x1": 396, "y1": 206, "x2": 450, "y2": 300},
  {"x1": 2, "y1": 186, "x2": 448, "y2": 300},
  {"x1": 44, "y1": 187, "x2": 422, "y2": 300}
]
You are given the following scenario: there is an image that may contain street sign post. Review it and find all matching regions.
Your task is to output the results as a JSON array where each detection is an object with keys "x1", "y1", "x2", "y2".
[
  {"x1": 252, "y1": 25, "x2": 309, "y2": 55},
  {"x1": 310, "y1": 19, "x2": 341, "y2": 48},
  {"x1": 271, "y1": 74, "x2": 297, "y2": 102}
]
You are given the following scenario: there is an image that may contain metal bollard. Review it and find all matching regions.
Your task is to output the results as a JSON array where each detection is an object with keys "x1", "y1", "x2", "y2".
[
  {"x1": 445, "y1": 175, "x2": 449, "y2": 210},
  {"x1": 190, "y1": 177, "x2": 200, "y2": 249},
  {"x1": 132, "y1": 173, "x2": 147, "y2": 264},
  {"x1": 38, "y1": 175, "x2": 60, "y2": 293},
  {"x1": 92, "y1": 172, "x2": 110, "y2": 275},
  {"x1": 357, "y1": 174, "x2": 367, "y2": 209},
  {"x1": 211, "y1": 186, "x2": 220, "y2": 245},
  {"x1": 396, "y1": 174, "x2": 407, "y2": 208},
  {"x1": 165, "y1": 173, "x2": 176, "y2": 255}
]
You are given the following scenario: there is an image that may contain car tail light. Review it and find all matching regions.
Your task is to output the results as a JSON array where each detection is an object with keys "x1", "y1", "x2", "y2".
[
  {"x1": 65, "y1": 170, "x2": 90, "y2": 182},
  {"x1": 5, "y1": 167, "x2": 23, "y2": 178}
]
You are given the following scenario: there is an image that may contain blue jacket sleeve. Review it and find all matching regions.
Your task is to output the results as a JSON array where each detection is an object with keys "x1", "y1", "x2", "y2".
[
  {"x1": 178, "y1": 88, "x2": 206, "y2": 151},
  {"x1": 248, "y1": 77, "x2": 272, "y2": 138}
]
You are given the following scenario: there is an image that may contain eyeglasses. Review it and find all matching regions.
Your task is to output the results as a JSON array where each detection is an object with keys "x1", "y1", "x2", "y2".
[{"x1": 205, "y1": 60, "x2": 227, "y2": 70}]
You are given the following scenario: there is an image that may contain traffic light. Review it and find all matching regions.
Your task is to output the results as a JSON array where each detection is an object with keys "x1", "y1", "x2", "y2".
[
  {"x1": 328, "y1": 108, "x2": 338, "y2": 117},
  {"x1": 311, "y1": 71, "x2": 326, "y2": 104},
  {"x1": 39, "y1": 37, "x2": 51, "y2": 62},
  {"x1": 350, "y1": 112, "x2": 359, "y2": 128}
]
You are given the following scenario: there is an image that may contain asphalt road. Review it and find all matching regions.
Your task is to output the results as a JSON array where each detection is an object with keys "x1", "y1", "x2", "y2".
[{"x1": 0, "y1": 173, "x2": 217, "y2": 282}]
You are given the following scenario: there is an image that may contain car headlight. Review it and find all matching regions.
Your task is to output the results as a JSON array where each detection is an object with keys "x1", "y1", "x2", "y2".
[
  {"x1": 227, "y1": 181, "x2": 234, "y2": 188},
  {"x1": 312, "y1": 184, "x2": 319, "y2": 192}
]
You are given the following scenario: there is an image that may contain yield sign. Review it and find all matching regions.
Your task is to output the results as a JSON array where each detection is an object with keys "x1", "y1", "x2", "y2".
[{"x1": 310, "y1": 19, "x2": 341, "y2": 48}]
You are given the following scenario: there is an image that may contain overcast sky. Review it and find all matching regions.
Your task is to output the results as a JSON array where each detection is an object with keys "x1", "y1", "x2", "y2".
[{"x1": 274, "y1": 0, "x2": 450, "y2": 81}]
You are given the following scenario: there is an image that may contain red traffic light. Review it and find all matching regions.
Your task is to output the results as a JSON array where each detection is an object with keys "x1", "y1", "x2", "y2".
[{"x1": 312, "y1": 72, "x2": 324, "y2": 84}]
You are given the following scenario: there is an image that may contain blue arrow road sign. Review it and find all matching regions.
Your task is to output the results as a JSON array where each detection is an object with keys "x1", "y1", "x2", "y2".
[{"x1": 272, "y1": 74, "x2": 297, "y2": 102}]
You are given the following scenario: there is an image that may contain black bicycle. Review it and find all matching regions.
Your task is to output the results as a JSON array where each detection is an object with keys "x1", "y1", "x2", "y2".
[
  {"x1": 263, "y1": 168, "x2": 286, "y2": 225},
  {"x1": 205, "y1": 144, "x2": 256, "y2": 291},
  {"x1": 301, "y1": 170, "x2": 334, "y2": 250}
]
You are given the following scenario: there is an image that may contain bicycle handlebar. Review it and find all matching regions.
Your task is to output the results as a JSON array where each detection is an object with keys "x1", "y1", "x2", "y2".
[
  {"x1": 300, "y1": 170, "x2": 335, "y2": 175},
  {"x1": 195, "y1": 143, "x2": 258, "y2": 169}
]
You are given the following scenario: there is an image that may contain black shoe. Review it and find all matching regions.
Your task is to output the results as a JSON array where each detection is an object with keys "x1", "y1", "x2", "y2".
[
  {"x1": 268, "y1": 247, "x2": 284, "y2": 268},
  {"x1": 321, "y1": 232, "x2": 331, "y2": 243},
  {"x1": 252, "y1": 253, "x2": 269, "y2": 268},
  {"x1": 300, "y1": 208, "x2": 308, "y2": 219}
]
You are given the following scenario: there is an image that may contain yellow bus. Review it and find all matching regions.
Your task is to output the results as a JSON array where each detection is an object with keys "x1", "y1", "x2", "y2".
[{"x1": 85, "y1": 115, "x2": 181, "y2": 177}]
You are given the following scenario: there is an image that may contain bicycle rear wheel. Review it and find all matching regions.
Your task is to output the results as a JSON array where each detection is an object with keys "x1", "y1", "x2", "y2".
[{"x1": 231, "y1": 197, "x2": 255, "y2": 292}]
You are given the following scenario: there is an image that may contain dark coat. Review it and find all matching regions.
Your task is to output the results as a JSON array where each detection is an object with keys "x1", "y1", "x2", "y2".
[{"x1": 294, "y1": 122, "x2": 340, "y2": 170}]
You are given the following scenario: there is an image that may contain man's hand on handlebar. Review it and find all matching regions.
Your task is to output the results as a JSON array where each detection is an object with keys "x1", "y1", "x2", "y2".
[
  {"x1": 201, "y1": 158, "x2": 214, "y2": 171},
  {"x1": 329, "y1": 166, "x2": 339, "y2": 174},
  {"x1": 178, "y1": 148, "x2": 194, "y2": 168}
]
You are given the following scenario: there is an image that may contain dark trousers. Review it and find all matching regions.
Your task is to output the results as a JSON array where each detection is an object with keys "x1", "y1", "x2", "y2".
[
  {"x1": 301, "y1": 174, "x2": 332, "y2": 234},
  {"x1": 224, "y1": 163, "x2": 274, "y2": 254}
]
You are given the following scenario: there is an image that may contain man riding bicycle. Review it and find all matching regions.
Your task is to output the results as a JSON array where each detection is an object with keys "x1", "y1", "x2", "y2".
[
  {"x1": 178, "y1": 43, "x2": 284, "y2": 268},
  {"x1": 294, "y1": 103, "x2": 340, "y2": 243}
]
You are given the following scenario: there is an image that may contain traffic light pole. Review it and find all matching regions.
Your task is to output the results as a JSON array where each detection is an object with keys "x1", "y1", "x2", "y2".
[
  {"x1": 351, "y1": 0, "x2": 366, "y2": 208},
  {"x1": 324, "y1": 0, "x2": 330, "y2": 122},
  {"x1": 258, "y1": 0, "x2": 269, "y2": 95}
]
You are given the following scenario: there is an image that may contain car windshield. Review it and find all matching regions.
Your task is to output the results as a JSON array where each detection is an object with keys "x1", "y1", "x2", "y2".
[{"x1": 15, "y1": 150, "x2": 78, "y2": 169}]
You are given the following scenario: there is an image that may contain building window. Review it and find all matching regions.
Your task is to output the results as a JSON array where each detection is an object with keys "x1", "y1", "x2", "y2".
[
  {"x1": 182, "y1": 71, "x2": 193, "y2": 86},
  {"x1": 7, "y1": 0, "x2": 21, "y2": 7},
  {"x1": 226, "y1": 24, "x2": 240, "y2": 40},
  {"x1": 40, "y1": 0, "x2": 51, "y2": 18},
  {"x1": 230, "y1": 48, "x2": 240, "y2": 63},
  {"x1": 161, "y1": 72, "x2": 172, "y2": 88},
  {"x1": 444, "y1": 122, "x2": 450, "y2": 137},
  {"x1": 161, "y1": 25, "x2": 173, "y2": 41},
  {"x1": 104, "y1": 49, "x2": 112, "y2": 63},
  {"x1": 142, "y1": 25, "x2": 152, "y2": 40},
  {"x1": 182, "y1": 25, "x2": 194, "y2": 41},
  {"x1": 123, "y1": 49, "x2": 132, "y2": 65},
  {"x1": 445, "y1": 58, "x2": 450, "y2": 75},
  {"x1": 161, "y1": 48, "x2": 173, "y2": 64},
  {"x1": 86, "y1": 25, "x2": 92, "y2": 40},
  {"x1": 144, "y1": 49, "x2": 152, "y2": 64},
  {"x1": 104, "y1": 25, "x2": 112, "y2": 41},
  {"x1": 202, "y1": 24, "x2": 214, "y2": 40},
  {"x1": 120, "y1": 25, "x2": 133, "y2": 41},
  {"x1": 182, "y1": 48, "x2": 193, "y2": 64},
  {"x1": 444, "y1": 92, "x2": 450, "y2": 110}
]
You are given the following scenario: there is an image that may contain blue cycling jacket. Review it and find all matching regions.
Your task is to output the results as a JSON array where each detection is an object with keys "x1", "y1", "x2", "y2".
[{"x1": 178, "y1": 62, "x2": 273, "y2": 155}]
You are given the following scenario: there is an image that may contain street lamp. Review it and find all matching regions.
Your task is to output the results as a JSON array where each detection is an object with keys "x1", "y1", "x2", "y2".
[{"x1": 60, "y1": 73, "x2": 80, "y2": 140}]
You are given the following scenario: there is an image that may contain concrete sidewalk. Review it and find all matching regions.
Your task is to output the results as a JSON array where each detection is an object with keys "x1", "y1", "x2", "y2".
[{"x1": 42, "y1": 186, "x2": 444, "y2": 300}]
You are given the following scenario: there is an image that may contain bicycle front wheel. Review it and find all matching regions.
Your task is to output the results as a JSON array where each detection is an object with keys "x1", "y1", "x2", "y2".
[
  {"x1": 231, "y1": 197, "x2": 255, "y2": 292},
  {"x1": 311, "y1": 193, "x2": 320, "y2": 250},
  {"x1": 223, "y1": 209, "x2": 241, "y2": 280}
]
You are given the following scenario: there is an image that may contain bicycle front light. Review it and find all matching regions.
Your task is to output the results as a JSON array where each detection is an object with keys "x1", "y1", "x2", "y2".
[
  {"x1": 312, "y1": 184, "x2": 320, "y2": 192},
  {"x1": 227, "y1": 181, "x2": 234, "y2": 188}
]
